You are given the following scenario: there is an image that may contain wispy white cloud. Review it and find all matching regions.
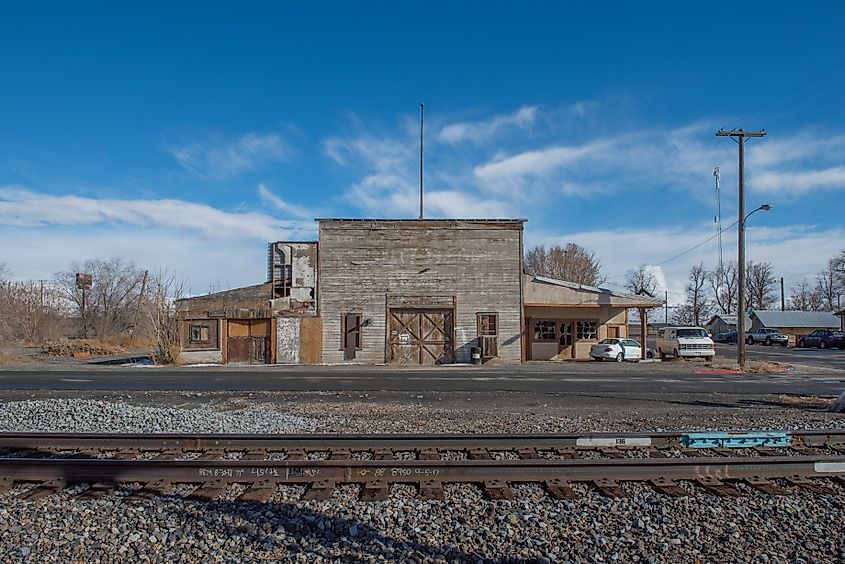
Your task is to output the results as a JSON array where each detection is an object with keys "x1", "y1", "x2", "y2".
[
  {"x1": 168, "y1": 132, "x2": 291, "y2": 180},
  {"x1": 533, "y1": 223, "x2": 845, "y2": 305},
  {"x1": 0, "y1": 185, "x2": 318, "y2": 288},
  {"x1": 472, "y1": 141, "x2": 609, "y2": 195},
  {"x1": 754, "y1": 166, "x2": 845, "y2": 194},
  {"x1": 438, "y1": 106, "x2": 537, "y2": 144},
  {"x1": 257, "y1": 183, "x2": 314, "y2": 219},
  {"x1": 0, "y1": 186, "x2": 314, "y2": 241}
]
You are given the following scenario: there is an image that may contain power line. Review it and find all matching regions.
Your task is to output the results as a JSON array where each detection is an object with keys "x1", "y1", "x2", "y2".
[
  {"x1": 767, "y1": 89, "x2": 845, "y2": 130},
  {"x1": 722, "y1": 59, "x2": 845, "y2": 130},
  {"x1": 746, "y1": 75, "x2": 845, "y2": 127},
  {"x1": 603, "y1": 219, "x2": 741, "y2": 282}
]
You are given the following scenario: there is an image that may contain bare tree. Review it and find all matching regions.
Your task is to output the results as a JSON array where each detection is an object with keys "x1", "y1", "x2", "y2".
[
  {"x1": 54, "y1": 258, "x2": 146, "y2": 338},
  {"x1": 708, "y1": 262, "x2": 738, "y2": 314},
  {"x1": 788, "y1": 280, "x2": 824, "y2": 311},
  {"x1": 0, "y1": 266, "x2": 65, "y2": 343},
  {"x1": 144, "y1": 271, "x2": 184, "y2": 364},
  {"x1": 625, "y1": 264, "x2": 657, "y2": 297},
  {"x1": 831, "y1": 250, "x2": 845, "y2": 289},
  {"x1": 814, "y1": 261, "x2": 842, "y2": 311},
  {"x1": 524, "y1": 243, "x2": 606, "y2": 286},
  {"x1": 682, "y1": 263, "x2": 711, "y2": 326},
  {"x1": 745, "y1": 261, "x2": 778, "y2": 310}
]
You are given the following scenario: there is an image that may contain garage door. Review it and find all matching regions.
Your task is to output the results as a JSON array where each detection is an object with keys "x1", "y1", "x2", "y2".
[
  {"x1": 227, "y1": 319, "x2": 271, "y2": 364},
  {"x1": 388, "y1": 309, "x2": 454, "y2": 365}
]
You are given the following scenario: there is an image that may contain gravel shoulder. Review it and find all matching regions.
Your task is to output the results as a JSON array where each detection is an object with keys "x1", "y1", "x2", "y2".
[{"x1": 0, "y1": 392, "x2": 843, "y2": 562}]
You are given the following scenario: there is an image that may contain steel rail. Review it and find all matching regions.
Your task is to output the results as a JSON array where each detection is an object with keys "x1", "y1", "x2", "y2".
[
  {"x1": 0, "y1": 430, "x2": 842, "y2": 451},
  {"x1": 1, "y1": 455, "x2": 844, "y2": 484}
]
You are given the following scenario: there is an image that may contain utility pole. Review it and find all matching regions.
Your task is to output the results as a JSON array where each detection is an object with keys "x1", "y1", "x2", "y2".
[
  {"x1": 419, "y1": 102, "x2": 424, "y2": 220},
  {"x1": 716, "y1": 129, "x2": 766, "y2": 369},
  {"x1": 780, "y1": 277, "x2": 785, "y2": 311},
  {"x1": 665, "y1": 290, "x2": 668, "y2": 325}
]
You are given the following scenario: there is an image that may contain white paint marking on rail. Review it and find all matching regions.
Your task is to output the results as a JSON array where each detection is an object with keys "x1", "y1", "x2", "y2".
[
  {"x1": 60, "y1": 378, "x2": 93, "y2": 383},
  {"x1": 814, "y1": 462, "x2": 845, "y2": 473},
  {"x1": 576, "y1": 437, "x2": 652, "y2": 447}
]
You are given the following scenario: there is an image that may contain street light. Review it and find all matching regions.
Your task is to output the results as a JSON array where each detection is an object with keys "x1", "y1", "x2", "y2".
[{"x1": 737, "y1": 203, "x2": 772, "y2": 368}]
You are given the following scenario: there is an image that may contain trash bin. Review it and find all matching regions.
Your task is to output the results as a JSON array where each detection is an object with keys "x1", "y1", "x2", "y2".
[{"x1": 471, "y1": 347, "x2": 482, "y2": 365}]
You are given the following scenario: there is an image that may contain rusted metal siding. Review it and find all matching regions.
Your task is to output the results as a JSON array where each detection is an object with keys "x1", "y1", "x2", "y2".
[
  {"x1": 318, "y1": 220, "x2": 524, "y2": 364},
  {"x1": 299, "y1": 317, "x2": 323, "y2": 364}
]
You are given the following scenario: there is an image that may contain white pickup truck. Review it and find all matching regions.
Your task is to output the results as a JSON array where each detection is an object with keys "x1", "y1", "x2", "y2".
[{"x1": 746, "y1": 328, "x2": 789, "y2": 346}]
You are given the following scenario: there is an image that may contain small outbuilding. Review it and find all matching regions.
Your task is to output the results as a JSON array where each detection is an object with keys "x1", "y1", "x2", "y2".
[
  {"x1": 749, "y1": 310, "x2": 840, "y2": 346},
  {"x1": 522, "y1": 275, "x2": 662, "y2": 360},
  {"x1": 704, "y1": 313, "x2": 751, "y2": 336}
]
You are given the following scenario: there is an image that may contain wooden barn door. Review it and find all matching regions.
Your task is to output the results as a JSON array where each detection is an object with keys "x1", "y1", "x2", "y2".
[
  {"x1": 227, "y1": 319, "x2": 271, "y2": 364},
  {"x1": 388, "y1": 309, "x2": 454, "y2": 365}
]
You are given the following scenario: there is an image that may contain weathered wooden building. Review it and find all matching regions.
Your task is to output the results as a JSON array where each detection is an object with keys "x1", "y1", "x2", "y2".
[
  {"x1": 317, "y1": 219, "x2": 525, "y2": 364},
  {"x1": 177, "y1": 242, "x2": 320, "y2": 364},
  {"x1": 177, "y1": 217, "x2": 655, "y2": 365}
]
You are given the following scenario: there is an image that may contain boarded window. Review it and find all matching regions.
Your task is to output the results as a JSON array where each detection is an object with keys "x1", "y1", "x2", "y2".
[
  {"x1": 534, "y1": 320, "x2": 556, "y2": 341},
  {"x1": 559, "y1": 322, "x2": 573, "y2": 347},
  {"x1": 477, "y1": 313, "x2": 498, "y2": 358},
  {"x1": 190, "y1": 324, "x2": 210, "y2": 343},
  {"x1": 341, "y1": 314, "x2": 362, "y2": 359},
  {"x1": 576, "y1": 320, "x2": 597, "y2": 340}
]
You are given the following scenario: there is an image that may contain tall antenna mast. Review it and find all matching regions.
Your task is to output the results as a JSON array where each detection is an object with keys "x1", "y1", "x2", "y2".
[
  {"x1": 419, "y1": 102, "x2": 424, "y2": 220},
  {"x1": 714, "y1": 165, "x2": 723, "y2": 274}
]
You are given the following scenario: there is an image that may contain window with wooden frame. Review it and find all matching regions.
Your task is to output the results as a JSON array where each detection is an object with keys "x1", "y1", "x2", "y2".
[
  {"x1": 534, "y1": 320, "x2": 556, "y2": 341},
  {"x1": 576, "y1": 320, "x2": 597, "y2": 340},
  {"x1": 477, "y1": 313, "x2": 499, "y2": 358},
  {"x1": 340, "y1": 313, "x2": 362, "y2": 359},
  {"x1": 190, "y1": 323, "x2": 210, "y2": 343}
]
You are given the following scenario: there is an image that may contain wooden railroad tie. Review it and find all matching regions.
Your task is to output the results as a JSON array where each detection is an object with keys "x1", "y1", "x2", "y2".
[{"x1": 237, "y1": 481, "x2": 277, "y2": 503}]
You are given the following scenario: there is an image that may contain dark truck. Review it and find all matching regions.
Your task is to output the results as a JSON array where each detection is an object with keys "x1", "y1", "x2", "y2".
[
  {"x1": 746, "y1": 328, "x2": 788, "y2": 346},
  {"x1": 797, "y1": 329, "x2": 845, "y2": 350}
]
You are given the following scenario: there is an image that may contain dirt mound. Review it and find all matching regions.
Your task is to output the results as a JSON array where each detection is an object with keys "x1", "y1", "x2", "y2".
[{"x1": 41, "y1": 339, "x2": 127, "y2": 357}]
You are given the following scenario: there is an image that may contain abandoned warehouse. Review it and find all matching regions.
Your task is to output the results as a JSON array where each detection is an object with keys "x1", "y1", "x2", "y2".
[{"x1": 176, "y1": 218, "x2": 659, "y2": 364}]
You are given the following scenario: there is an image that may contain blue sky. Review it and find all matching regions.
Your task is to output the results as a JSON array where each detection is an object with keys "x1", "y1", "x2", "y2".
[{"x1": 2, "y1": 2, "x2": 844, "y2": 302}]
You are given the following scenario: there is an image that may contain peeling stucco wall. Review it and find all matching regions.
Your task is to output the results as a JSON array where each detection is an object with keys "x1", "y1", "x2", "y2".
[{"x1": 276, "y1": 317, "x2": 300, "y2": 364}]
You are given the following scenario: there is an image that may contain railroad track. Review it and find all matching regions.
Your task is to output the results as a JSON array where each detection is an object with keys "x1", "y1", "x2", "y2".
[{"x1": 1, "y1": 431, "x2": 843, "y2": 502}]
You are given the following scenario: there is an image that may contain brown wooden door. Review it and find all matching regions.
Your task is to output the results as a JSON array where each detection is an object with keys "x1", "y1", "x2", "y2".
[
  {"x1": 227, "y1": 319, "x2": 271, "y2": 364},
  {"x1": 388, "y1": 309, "x2": 454, "y2": 365}
]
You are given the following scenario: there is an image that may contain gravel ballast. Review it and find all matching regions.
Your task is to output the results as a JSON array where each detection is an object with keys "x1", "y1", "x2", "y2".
[{"x1": 0, "y1": 393, "x2": 843, "y2": 562}]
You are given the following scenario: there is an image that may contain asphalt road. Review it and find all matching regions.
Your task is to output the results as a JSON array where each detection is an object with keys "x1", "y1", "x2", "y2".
[{"x1": 0, "y1": 363, "x2": 843, "y2": 395}]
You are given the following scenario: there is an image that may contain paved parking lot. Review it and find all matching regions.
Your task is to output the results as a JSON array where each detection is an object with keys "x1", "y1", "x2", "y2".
[{"x1": 715, "y1": 341, "x2": 845, "y2": 371}]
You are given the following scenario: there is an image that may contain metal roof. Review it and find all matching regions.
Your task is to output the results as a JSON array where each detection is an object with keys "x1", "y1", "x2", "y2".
[
  {"x1": 704, "y1": 313, "x2": 751, "y2": 327},
  {"x1": 532, "y1": 276, "x2": 663, "y2": 306},
  {"x1": 751, "y1": 310, "x2": 839, "y2": 329},
  {"x1": 315, "y1": 218, "x2": 527, "y2": 223}
]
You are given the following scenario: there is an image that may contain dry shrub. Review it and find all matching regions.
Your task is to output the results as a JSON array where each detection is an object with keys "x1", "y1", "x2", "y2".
[
  {"x1": 743, "y1": 361, "x2": 791, "y2": 374},
  {"x1": 99, "y1": 335, "x2": 155, "y2": 349},
  {"x1": 0, "y1": 349, "x2": 29, "y2": 364},
  {"x1": 777, "y1": 394, "x2": 835, "y2": 409},
  {"x1": 708, "y1": 359, "x2": 789, "y2": 374},
  {"x1": 41, "y1": 338, "x2": 127, "y2": 357}
]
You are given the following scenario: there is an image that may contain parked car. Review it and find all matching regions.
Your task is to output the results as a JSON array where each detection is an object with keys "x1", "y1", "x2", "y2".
[
  {"x1": 797, "y1": 330, "x2": 845, "y2": 350},
  {"x1": 713, "y1": 330, "x2": 738, "y2": 343},
  {"x1": 657, "y1": 327, "x2": 715, "y2": 361},
  {"x1": 590, "y1": 338, "x2": 643, "y2": 362},
  {"x1": 746, "y1": 328, "x2": 789, "y2": 346}
]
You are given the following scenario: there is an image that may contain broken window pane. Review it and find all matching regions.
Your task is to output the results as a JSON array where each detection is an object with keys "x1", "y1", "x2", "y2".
[
  {"x1": 576, "y1": 320, "x2": 597, "y2": 340},
  {"x1": 534, "y1": 320, "x2": 556, "y2": 341}
]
